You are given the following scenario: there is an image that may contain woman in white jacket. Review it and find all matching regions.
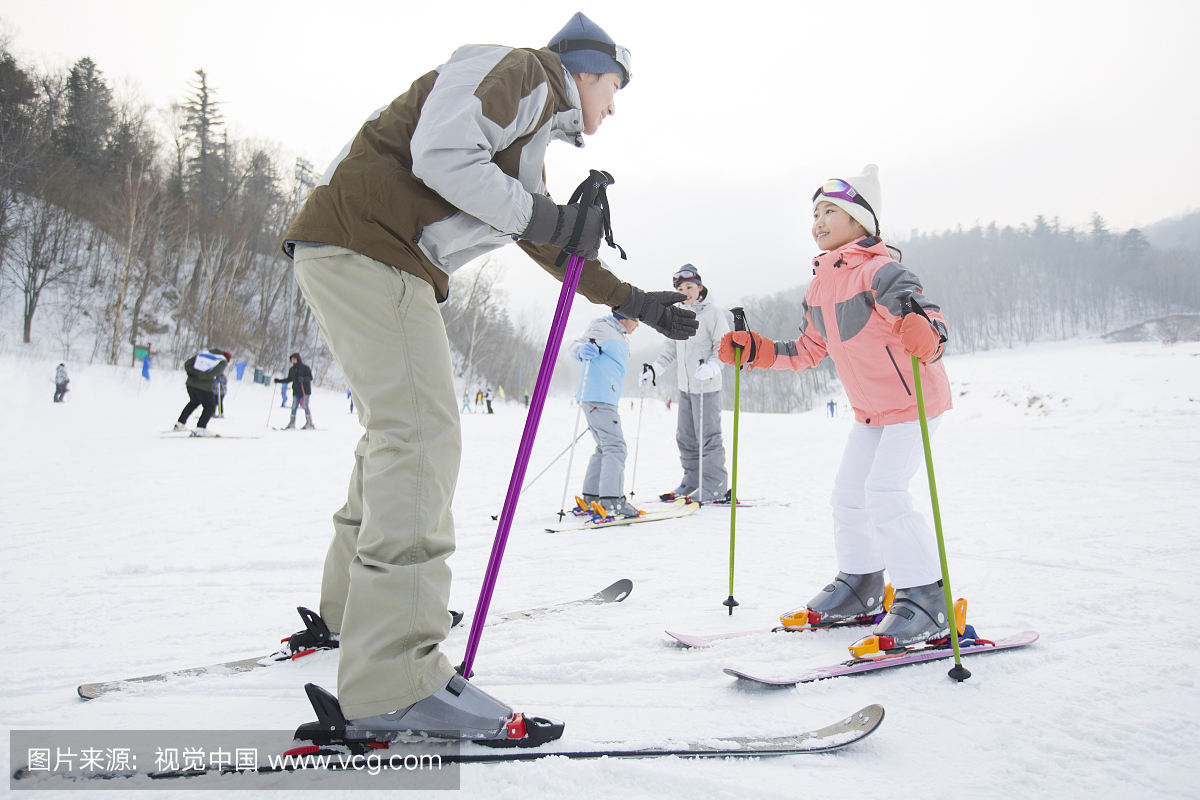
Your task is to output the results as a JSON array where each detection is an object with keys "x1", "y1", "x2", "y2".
[{"x1": 641, "y1": 265, "x2": 731, "y2": 502}]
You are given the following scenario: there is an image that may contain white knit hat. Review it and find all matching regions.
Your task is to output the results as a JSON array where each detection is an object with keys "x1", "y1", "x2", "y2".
[{"x1": 813, "y1": 164, "x2": 882, "y2": 237}]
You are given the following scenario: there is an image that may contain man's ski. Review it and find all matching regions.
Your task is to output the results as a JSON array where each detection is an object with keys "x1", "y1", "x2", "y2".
[
  {"x1": 490, "y1": 577, "x2": 631, "y2": 622},
  {"x1": 666, "y1": 617, "x2": 875, "y2": 649},
  {"x1": 291, "y1": 701, "x2": 882, "y2": 762},
  {"x1": 14, "y1": 703, "x2": 883, "y2": 782},
  {"x1": 77, "y1": 580, "x2": 632, "y2": 699},
  {"x1": 546, "y1": 499, "x2": 699, "y2": 532},
  {"x1": 723, "y1": 630, "x2": 1039, "y2": 686}
]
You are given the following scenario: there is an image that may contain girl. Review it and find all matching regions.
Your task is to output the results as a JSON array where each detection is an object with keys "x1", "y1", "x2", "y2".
[
  {"x1": 641, "y1": 265, "x2": 731, "y2": 503},
  {"x1": 719, "y1": 165, "x2": 954, "y2": 647}
]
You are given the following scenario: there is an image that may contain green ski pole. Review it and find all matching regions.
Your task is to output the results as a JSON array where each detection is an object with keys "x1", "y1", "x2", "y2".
[
  {"x1": 723, "y1": 307, "x2": 750, "y2": 615},
  {"x1": 898, "y1": 291, "x2": 970, "y2": 682}
]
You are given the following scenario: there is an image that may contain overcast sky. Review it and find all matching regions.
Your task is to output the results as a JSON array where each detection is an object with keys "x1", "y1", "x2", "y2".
[{"x1": 5, "y1": 0, "x2": 1198, "y2": 341}]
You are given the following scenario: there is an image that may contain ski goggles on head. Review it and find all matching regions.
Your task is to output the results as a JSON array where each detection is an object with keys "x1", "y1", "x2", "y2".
[
  {"x1": 672, "y1": 266, "x2": 701, "y2": 287},
  {"x1": 814, "y1": 179, "x2": 879, "y2": 234},
  {"x1": 813, "y1": 179, "x2": 876, "y2": 217},
  {"x1": 548, "y1": 39, "x2": 633, "y2": 87}
]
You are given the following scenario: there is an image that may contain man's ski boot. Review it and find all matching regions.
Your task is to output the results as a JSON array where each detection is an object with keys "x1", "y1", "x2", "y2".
[
  {"x1": 779, "y1": 570, "x2": 889, "y2": 628},
  {"x1": 848, "y1": 581, "x2": 962, "y2": 656},
  {"x1": 191, "y1": 427, "x2": 216, "y2": 437},
  {"x1": 659, "y1": 483, "x2": 696, "y2": 502},
  {"x1": 599, "y1": 496, "x2": 641, "y2": 520},
  {"x1": 573, "y1": 494, "x2": 599, "y2": 517},
  {"x1": 291, "y1": 677, "x2": 564, "y2": 749},
  {"x1": 172, "y1": 422, "x2": 188, "y2": 431}
]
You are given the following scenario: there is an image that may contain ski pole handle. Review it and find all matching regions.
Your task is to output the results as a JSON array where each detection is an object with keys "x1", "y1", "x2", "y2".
[
  {"x1": 554, "y1": 169, "x2": 615, "y2": 268},
  {"x1": 730, "y1": 306, "x2": 749, "y2": 370}
]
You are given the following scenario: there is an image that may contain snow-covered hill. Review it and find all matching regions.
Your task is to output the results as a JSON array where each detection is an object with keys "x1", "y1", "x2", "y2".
[{"x1": 1, "y1": 338, "x2": 1197, "y2": 798}]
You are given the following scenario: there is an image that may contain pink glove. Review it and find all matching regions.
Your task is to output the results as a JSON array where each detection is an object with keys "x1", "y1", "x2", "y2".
[{"x1": 892, "y1": 315, "x2": 941, "y2": 363}]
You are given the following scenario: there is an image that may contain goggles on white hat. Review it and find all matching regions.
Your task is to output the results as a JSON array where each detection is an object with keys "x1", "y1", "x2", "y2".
[{"x1": 813, "y1": 179, "x2": 878, "y2": 234}]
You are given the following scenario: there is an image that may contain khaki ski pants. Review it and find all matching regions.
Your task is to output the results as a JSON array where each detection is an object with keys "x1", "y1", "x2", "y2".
[{"x1": 293, "y1": 244, "x2": 459, "y2": 719}]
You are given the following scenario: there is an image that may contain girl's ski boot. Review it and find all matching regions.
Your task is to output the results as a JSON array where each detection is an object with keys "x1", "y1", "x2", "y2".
[
  {"x1": 780, "y1": 570, "x2": 888, "y2": 628},
  {"x1": 848, "y1": 581, "x2": 966, "y2": 657}
]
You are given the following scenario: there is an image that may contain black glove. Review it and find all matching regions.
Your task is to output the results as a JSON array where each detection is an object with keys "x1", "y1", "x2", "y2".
[
  {"x1": 614, "y1": 288, "x2": 699, "y2": 341},
  {"x1": 521, "y1": 193, "x2": 604, "y2": 260},
  {"x1": 274, "y1": 377, "x2": 284, "y2": 384}
]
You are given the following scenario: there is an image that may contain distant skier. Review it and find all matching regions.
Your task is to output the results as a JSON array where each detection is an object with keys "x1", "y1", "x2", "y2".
[
  {"x1": 175, "y1": 349, "x2": 230, "y2": 435},
  {"x1": 570, "y1": 312, "x2": 641, "y2": 519},
  {"x1": 720, "y1": 165, "x2": 954, "y2": 649},
  {"x1": 53, "y1": 364, "x2": 69, "y2": 403},
  {"x1": 828, "y1": 399, "x2": 837, "y2": 417},
  {"x1": 275, "y1": 353, "x2": 315, "y2": 429},
  {"x1": 484, "y1": 387, "x2": 494, "y2": 414},
  {"x1": 641, "y1": 265, "x2": 730, "y2": 503},
  {"x1": 280, "y1": 380, "x2": 288, "y2": 407}
]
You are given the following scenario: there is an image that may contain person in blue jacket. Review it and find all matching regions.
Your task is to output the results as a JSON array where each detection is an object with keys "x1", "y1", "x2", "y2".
[{"x1": 569, "y1": 311, "x2": 640, "y2": 518}]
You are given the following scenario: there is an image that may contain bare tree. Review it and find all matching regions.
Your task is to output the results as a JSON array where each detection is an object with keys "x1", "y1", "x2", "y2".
[
  {"x1": 105, "y1": 95, "x2": 163, "y2": 363},
  {"x1": 5, "y1": 193, "x2": 81, "y2": 342}
]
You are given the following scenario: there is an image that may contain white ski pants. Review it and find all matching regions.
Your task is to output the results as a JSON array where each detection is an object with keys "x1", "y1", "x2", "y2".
[
  {"x1": 294, "y1": 245, "x2": 459, "y2": 720},
  {"x1": 829, "y1": 417, "x2": 943, "y2": 590}
]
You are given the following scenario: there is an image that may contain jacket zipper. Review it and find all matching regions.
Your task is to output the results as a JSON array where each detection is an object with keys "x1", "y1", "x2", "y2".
[{"x1": 885, "y1": 346, "x2": 912, "y2": 396}]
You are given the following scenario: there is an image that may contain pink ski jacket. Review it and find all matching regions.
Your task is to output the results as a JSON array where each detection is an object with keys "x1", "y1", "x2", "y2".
[{"x1": 768, "y1": 237, "x2": 952, "y2": 426}]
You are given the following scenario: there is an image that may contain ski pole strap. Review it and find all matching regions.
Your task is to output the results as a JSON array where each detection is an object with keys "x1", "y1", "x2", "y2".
[
  {"x1": 730, "y1": 306, "x2": 750, "y2": 370},
  {"x1": 896, "y1": 291, "x2": 947, "y2": 345},
  {"x1": 554, "y1": 169, "x2": 626, "y2": 267}
]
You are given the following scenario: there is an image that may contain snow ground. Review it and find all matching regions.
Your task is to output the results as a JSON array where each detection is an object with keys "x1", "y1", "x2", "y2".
[{"x1": 2, "y1": 339, "x2": 1198, "y2": 799}]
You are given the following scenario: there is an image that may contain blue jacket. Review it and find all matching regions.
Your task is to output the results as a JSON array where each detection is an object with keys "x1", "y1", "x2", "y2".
[{"x1": 569, "y1": 316, "x2": 630, "y2": 405}]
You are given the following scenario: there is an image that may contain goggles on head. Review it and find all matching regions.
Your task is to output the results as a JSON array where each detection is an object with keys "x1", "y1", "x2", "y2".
[
  {"x1": 672, "y1": 266, "x2": 700, "y2": 287},
  {"x1": 813, "y1": 179, "x2": 878, "y2": 232},
  {"x1": 549, "y1": 39, "x2": 632, "y2": 88}
]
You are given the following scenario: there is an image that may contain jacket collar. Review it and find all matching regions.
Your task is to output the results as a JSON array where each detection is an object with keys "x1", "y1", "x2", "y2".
[
  {"x1": 811, "y1": 237, "x2": 889, "y2": 273},
  {"x1": 604, "y1": 315, "x2": 631, "y2": 337},
  {"x1": 530, "y1": 48, "x2": 585, "y2": 147}
]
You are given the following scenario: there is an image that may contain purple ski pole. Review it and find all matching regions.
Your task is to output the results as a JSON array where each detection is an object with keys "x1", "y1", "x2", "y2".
[{"x1": 460, "y1": 171, "x2": 618, "y2": 678}]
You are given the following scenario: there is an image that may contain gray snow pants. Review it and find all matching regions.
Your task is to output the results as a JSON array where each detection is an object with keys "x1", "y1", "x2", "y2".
[
  {"x1": 582, "y1": 402, "x2": 628, "y2": 498},
  {"x1": 676, "y1": 390, "x2": 728, "y2": 499}
]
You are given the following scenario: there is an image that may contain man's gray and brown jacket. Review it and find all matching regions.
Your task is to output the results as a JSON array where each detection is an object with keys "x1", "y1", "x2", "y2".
[{"x1": 283, "y1": 45, "x2": 631, "y2": 307}]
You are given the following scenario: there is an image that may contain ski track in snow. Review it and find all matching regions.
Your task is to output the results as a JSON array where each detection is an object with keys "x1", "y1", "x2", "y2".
[{"x1": 2, "y1": 339, "x2": 1198, "y2": 798}]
